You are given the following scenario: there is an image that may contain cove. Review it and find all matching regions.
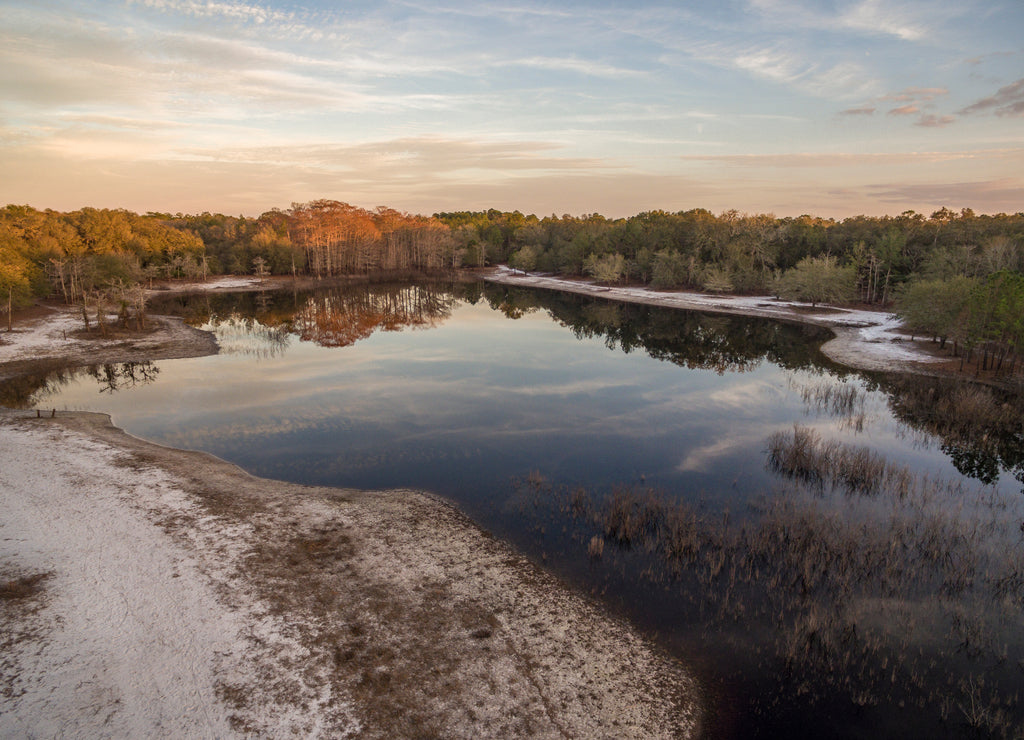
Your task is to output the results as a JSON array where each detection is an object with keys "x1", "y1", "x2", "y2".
[{"x1": 26, "y1": 279, "x2": 1024, "y2": 738}]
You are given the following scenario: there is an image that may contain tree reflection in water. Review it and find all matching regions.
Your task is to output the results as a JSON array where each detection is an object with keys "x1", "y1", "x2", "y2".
[{"x1": 3, "y1": 361, "x2": 160, "y2": 407}]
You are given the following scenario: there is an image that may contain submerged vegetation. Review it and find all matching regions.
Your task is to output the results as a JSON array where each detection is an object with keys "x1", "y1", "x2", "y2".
[
  {"x1": 514, "y1": 436, "x2": 1024, "y2": 737},
  {"x1": 766, "y1": 425, "x2": 914, "y2": 496}
]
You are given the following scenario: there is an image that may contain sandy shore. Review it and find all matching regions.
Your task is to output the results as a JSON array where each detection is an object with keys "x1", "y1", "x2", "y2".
[
  {"x1": 1, "y1": 370, "x2": 699, "y2": 735},
  {"x1": 484, "y1": 268, "x2": 948, "y2": 374}
]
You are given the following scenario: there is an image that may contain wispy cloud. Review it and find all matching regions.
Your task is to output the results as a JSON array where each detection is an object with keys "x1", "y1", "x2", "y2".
[
  {"x1": 187, "y1": 136, "x2": 617, "y2": 177},
  {"x1": 747, "y1": 0, "x2": 935, "y2": 41},
  {"x1": 838, "y1": 0, "x2": 928, "y2": 41},
  {"x1": 126, "y1": 0, "x2": 334, "y2": 40},
  {"x1": 843, "y1": 86, "x2": 953, "y2": 127},
  {"x1": 881, "y1": 87, "x2": 948, "y2": 103},
  {"x1": 693, "y1": 42, "x2": 876, "y2": 100},
  {"x1": 679, "y1": 150, "x2": 1008, "y2": 168},
  {"x1": 1, "y1": 0, "x2": 1021, "y2": 219},
  {"x1": 915, "y1": 114, "x2": 955, "y2": 128},
  {"x1": 867, "y1": 178, "x2": 1024, "y2": 211},
  {"x1": 511, "y1": 56, "x2": 646, "y2": 79},
  {"x1": 959, "y1": 78, "x2": 1024, "y2": 117},
  {"x1": 128, "y1": 0, "x2": 296, "y2": 25}
]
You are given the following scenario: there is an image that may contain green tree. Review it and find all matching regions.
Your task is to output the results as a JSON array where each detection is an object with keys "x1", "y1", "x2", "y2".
[
  {"x1": 896, "y1": 276, "x2": 976, "y2": 350},
  {"x1": 0, "y1": 261, "x2": 31, "y2": 331},
  {"x1": 509, "y1": 245, "x2": 538, "y2": 273},
  {"x1": 701, "y1": 266, "x2": 734, "y2": 294},
  {"x1": 583, "y1": 253, "x2": 625, "y2": 284},
  {"x1": 650, "y1": 250, "x2": 685, "y2": 289},
  {"x1": 774, "y1": 255, "x2": 856, "y2": 306}
]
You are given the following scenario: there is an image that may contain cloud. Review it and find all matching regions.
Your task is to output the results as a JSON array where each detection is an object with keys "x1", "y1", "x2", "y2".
[
  {"x1": 915, "y1": 114, "x2": 955, "y2": 128},
  {"x1": 839, "y1": 87, "x2": 952, "y2": 128},
  {"x1": 676, "y1": 432, "x2": 766, "y2": 473},
  {"x1": 128, "y1": 0, "x2": 297, "y2": 26},
  {"x1": 678, "y1": 150, "x2": 994, "y2": 168},
  {"x1": 191, "y1": 136, "x2": 616, "y2": 177},
  {"x1": 694, "y1": 42, "x2": 876, "y2": 100},
  {"x1": 511, "y1": 56, "x2": 645, "y2": 79},
  {"x1": 881, "y1": 87, "x2": 948, "y2": 103},
  {"x1": 839, "y1": 106, "x2": 876, "y2": 116},
  {"x1": 745, "y1": 0, "x2": 934, "y2": 42},
  {"x1": 838, "y1": 0, "x2": 928, "y2": 41},
  {"x1": 867, "y1": 178, "x2": 1024, "y2": 212},
  {"x1": 959, "y1": 78, "x2": 1024, "y2": 117}
]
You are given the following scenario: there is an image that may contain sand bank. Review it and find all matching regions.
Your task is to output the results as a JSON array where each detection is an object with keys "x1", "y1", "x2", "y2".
[
  {"x1": 0, "y1": 409, "x2": 699, "y2": 737},
  {"x1": 484, "y1": 268, "x2": 947, "y2": 374}
]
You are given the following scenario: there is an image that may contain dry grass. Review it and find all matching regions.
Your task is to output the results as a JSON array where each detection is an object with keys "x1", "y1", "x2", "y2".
[
  {"x1": 766, "y1": 424, "x2": 913, "y2": 496},
  {"x1": 793, "y1": 377, "x2": 868, "y2": 432}
]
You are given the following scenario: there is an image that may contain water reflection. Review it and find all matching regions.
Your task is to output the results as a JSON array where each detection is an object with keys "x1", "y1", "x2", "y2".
[
  {"x1": 207, "y1": 316, "x2": 291, "y2": 360},
  {"x1": 3, "y1": 361, "x2": 159, "y2": 408},
  {"x1": 514, "y1": 453, "x2": 1024, "y2": 738},
  {"x1": 17, "y1": 280, "x2": 1024, "y2": 494},
  {"x1": 151, "y1": 281, "x2": 458, "y2": 352},
  {"x1": 486, "y1": 284, "x2": 839, "y2": 375},
  {"x1": 10, "y1": 278, "x2": 1024, "y2": 738},
  {"x1": 880, "y1": 375, "x2": 1024, "y2": 486},
  {"x1": 89, "y1": 361, "x2": 160, "y2": 394},
  {"x1": 292, "y1": 284, "x2": 455, "y2": 347}
]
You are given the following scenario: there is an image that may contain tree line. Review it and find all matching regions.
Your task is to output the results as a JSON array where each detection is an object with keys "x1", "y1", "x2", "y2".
[
  {"x1": 435, "y1": 207, "x2": 1023, "y2": 299},
  {"x1": 0, "y1": 201, "x2": 462, "y2": 309},
  {"x1": 2, "y1": 200, "x2": 1022, "y2": 375},
  {"x1": 435, "y1": 207, "x2": 1024, "y2": 377}
]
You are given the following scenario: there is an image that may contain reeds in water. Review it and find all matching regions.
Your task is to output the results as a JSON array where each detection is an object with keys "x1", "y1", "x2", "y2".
[
  {"x1": 766, "y1": 424, "x2": 913, "y2": 496},
  {"x1": 513, "y1": 431, "x2": 1024, "y2": 735}
]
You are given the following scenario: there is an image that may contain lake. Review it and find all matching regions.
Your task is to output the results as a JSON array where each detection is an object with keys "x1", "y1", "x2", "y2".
[{"x1": 23, "y1": 279, "x2": 1024, "y2": 738}]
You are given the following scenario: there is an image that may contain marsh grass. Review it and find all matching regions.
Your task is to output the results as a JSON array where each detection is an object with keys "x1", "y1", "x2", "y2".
[
  {"x1": 766, "y1": 425, "x2": 913, "y2": 497},
  {"x1": 795, "y1": 378, "x2": 868, "y2": 432},
  {"x1": 513, "y1": 434, "x2": 1024, "y2": 736}
]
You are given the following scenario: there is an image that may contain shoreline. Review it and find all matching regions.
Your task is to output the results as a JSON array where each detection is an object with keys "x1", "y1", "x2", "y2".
[
  {"x1": 0, "y1": 276, "x2": 702, "y2": 737},
  {"x1": 482, "y1": 268, "x2": 950, "y2": 375}
]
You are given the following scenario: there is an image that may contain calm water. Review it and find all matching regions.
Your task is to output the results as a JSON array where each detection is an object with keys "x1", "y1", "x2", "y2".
[{"x1": 18, "y1": 280, "x2": 1024, "y2": 738}]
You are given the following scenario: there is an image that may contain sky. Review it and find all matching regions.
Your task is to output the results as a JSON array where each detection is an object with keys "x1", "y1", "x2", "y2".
[{"x1": 1, "y1": 0, "x2": 1022, "y2": 219}]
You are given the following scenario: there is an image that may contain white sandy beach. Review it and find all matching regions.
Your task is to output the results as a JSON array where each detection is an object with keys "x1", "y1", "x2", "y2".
[{"x1": 0, "y1": 406, "x2": 699, "y2": 738}]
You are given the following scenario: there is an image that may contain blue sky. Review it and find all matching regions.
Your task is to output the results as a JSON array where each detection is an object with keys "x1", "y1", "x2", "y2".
[{"x1": 1, "y1": 0, "x2": 1022, "y2": 217}]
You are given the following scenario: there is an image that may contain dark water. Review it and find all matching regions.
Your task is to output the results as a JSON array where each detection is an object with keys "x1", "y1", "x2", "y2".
[{"x1": 17, "y1": 280, "x2": 1024, "y2": 738}]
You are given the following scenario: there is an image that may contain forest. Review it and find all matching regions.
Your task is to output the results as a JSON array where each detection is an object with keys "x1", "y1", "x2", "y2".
[{"x1": 1, "y1": 200, "x2": 1022, "y2": 375}]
